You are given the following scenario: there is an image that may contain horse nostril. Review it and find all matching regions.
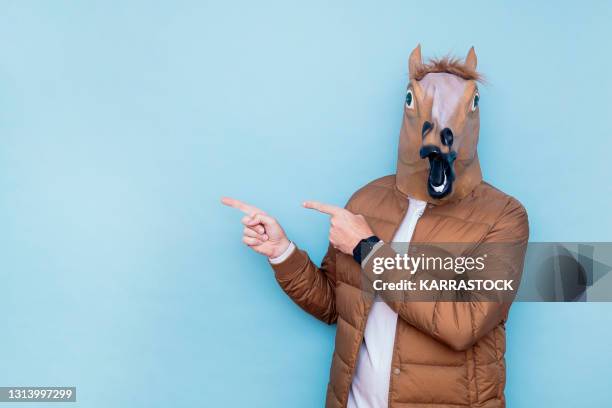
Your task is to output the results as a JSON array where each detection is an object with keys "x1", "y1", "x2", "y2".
[
  {"x1": 440, "y1": 128, "x2": 454, "y2": 146},
  {"x1": 422, "y1": 121, "x2": 433, "y2": 139}
]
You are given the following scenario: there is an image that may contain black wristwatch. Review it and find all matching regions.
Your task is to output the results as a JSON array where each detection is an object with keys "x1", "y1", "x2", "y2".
[{"x1": 352, "y1": 235, "x2": 381, "y2": 264}]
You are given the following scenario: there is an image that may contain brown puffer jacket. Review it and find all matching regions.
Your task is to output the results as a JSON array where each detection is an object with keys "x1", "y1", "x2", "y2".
[{"x1": 271, "y1": 175, "x2": 529, "y2": 408}]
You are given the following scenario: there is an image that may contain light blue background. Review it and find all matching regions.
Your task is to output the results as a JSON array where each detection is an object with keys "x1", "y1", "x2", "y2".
[{"x1": 0, "y1": 1, "x2": 611, "y2": 407}]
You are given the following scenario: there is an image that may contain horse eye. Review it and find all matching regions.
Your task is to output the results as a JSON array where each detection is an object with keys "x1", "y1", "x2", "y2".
[
  {"x1": 405, "y1": 89, "x2": 414, "y2": 109},
  {"x1": 471, "y1": 92, "x2": 480, "y2": 112}
]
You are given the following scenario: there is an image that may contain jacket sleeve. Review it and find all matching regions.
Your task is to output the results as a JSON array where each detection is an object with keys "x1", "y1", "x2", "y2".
[
  {"x1": 382, "y1": 198, "x2": 529, "y2": 351},
  {"x1": 270, "y1": 244, "x2": 338, "y2": 325}
]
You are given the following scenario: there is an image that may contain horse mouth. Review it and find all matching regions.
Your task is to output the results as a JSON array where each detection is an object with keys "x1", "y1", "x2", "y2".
[{"x1": 419, "y1": 145, "x2": 456, "y2": 199}]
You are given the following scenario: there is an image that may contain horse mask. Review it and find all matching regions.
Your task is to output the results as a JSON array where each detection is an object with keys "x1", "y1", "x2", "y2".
[{"x1": 396, "y1": 45, "x2": 483, "y2": 204}]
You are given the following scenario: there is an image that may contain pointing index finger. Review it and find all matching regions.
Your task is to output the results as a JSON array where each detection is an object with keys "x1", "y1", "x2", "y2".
[
  {"x1": 303, "y1": 201, "x2": 343, "y2": 216},
  {"x1": 221, "y1": 197, "x2": 263, "y2": 215}
]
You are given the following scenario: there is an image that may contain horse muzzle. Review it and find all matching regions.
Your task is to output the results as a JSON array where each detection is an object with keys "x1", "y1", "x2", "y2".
[{"x1": 419, "y1": 145, "x2": 457, "y2": 199}]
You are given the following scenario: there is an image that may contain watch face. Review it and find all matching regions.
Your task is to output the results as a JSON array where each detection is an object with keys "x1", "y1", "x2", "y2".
[
  {"x1": 366, "y1": 236, "x2": 381, "y2": 244},
  {"x1": 354, "y1": 236, "x2": 381, "y2": 264}
]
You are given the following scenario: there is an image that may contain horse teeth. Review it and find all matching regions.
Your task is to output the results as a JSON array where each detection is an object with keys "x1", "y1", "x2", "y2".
[{"x1": 432, "y1": 173, "x2": 447, "y2": 193}]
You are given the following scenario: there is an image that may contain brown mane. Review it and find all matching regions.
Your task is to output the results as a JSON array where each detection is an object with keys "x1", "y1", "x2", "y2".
[{"x1": 413, "y1": 56, "x2": 483, "y2": 82}]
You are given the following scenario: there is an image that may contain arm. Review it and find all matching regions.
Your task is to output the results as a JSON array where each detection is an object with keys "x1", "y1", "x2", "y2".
[
  {"x1": 270, "y1": 197, "x2": 375, "y2": 325},
  {"x1": 270, "y1": 243, "x2": 338, "y2": 324},
  {"x1": 268, "y1": 198, "x2": 378, "y2": 324},
  {"x1": 364, "y1": 198, "x2": 529, "y2": 351},
  {"x1": 221, "y1": 197, "x2": 340, "y2": 325},
  {"x1": 394, "y1": 198, "x2": 529, "y2": 351}
]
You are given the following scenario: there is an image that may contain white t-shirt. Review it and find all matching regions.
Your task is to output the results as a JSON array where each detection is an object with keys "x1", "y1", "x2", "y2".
[{"x1": 348, "y1": 198, "x2": 426, "y2": 408}]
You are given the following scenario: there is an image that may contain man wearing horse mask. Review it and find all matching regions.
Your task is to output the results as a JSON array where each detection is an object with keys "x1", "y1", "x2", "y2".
[{"x1": 223, "y1": 45, "x2": 528, "y2": 408}]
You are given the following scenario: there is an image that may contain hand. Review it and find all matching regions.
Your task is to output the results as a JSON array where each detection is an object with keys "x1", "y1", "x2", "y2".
[
  {"x1": 221, "y1": 197, "x2": 291, "y2": 258},
  {"x1": 303, "y1": 201, "x2": 374, "y2": 255}
]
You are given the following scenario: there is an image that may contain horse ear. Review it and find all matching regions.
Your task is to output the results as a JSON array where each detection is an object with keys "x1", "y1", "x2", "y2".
[
  {"x1": 408, "y1": 44, "x2": 423, "y2": 79},
  {"x1": 465, "y1": 46, "x2": 478, "y2": 70}
]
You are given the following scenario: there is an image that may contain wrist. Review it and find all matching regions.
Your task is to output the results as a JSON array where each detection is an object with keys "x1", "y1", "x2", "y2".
[{"x1": 271, "y1": 237, "x2": 291, "y2": 259}]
